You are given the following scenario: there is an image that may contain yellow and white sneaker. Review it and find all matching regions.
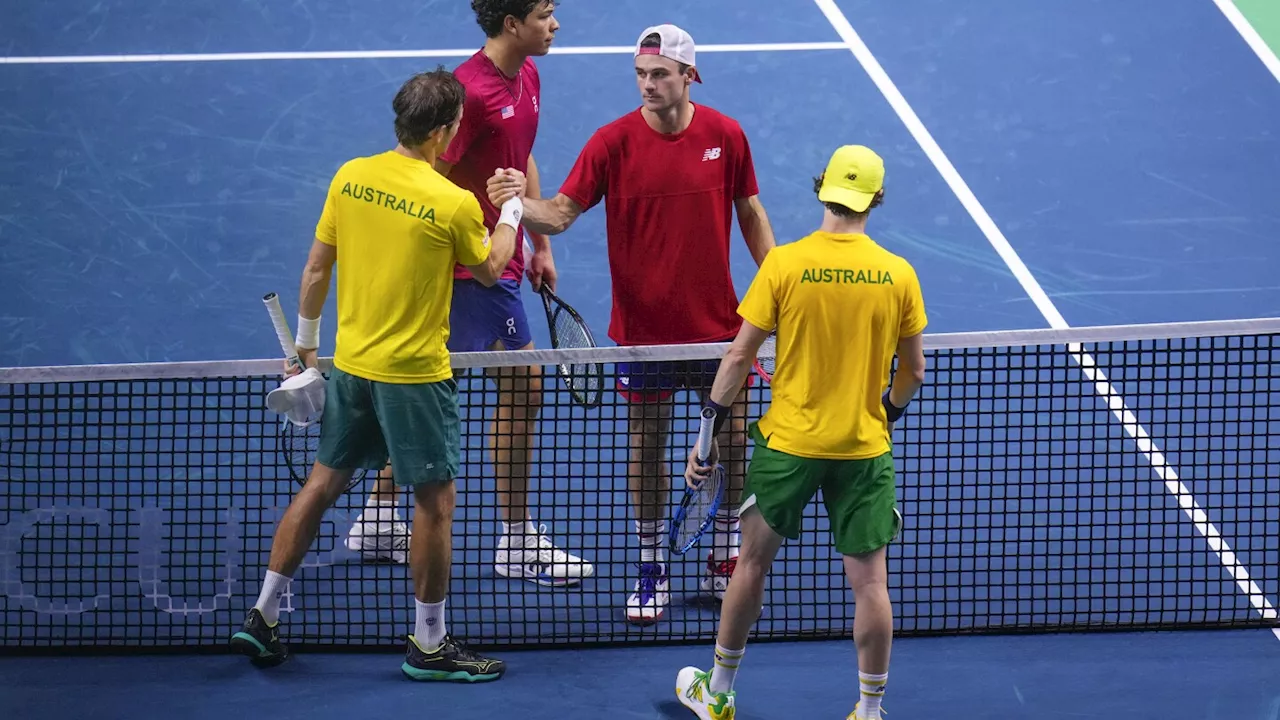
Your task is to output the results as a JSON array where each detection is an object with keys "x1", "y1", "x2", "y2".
[{"x1": 676, "y1": 666, "x2": 735, "y2": 720}]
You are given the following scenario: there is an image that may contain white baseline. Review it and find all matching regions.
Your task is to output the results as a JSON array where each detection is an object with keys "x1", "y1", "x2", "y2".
[{"x1": 0, "y1": 41, "x2": 848, "y2": 65}]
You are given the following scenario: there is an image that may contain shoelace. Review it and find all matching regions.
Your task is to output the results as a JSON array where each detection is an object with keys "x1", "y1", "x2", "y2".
[{"x1": 634, "y1": 563, "x2": 665, "y2": 603}]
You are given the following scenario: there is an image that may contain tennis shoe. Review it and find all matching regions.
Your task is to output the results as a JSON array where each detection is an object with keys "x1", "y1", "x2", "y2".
[
  {"x1": 345, "y1": 508, "x2": 408, "y2": 564},
  {"x1": 401, "y1": 634, "x2": 505, "y2": 683},
  {"x1": 229, "y1": 608, "x2": 289, "y2": 668},
  {"x1": 495, "y1": 524, "x2": 594, "y2": 586},
  {"x1": 626, "y1": 562, "x2": 670, "y2": 624},
  {"x1": 700, "y1": 553, "x2": 737, "y2": 600},
  {"x1": 676, "y1": 666, "x2": 736, "y2": 720}
]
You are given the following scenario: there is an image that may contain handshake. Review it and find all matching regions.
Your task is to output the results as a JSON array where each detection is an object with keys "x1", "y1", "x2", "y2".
[{"x1": 487, "y1": 168, "x2": 528, "y2": 208}]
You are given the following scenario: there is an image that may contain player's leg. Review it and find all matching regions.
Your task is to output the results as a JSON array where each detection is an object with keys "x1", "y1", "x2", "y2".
[
  {"x1": 827, "y1": 452, "x2": 898, "y2": 720},
  {"x1": 620, "y1": 360, "x2": 676, "y2": 624},
  {"x1": 487, "y1": 287, "x2": 592, "y2": 585},
  {"x1": 377, "y1": 376, "x2": 505, "y2": 682},
  {"x1": 230, "y1": 367, "x2": 380, "y2": 667},
  {"x1": 345, "y1": 464, "x2": 408, "y2": 564},
  {"x1": 694, "y1": 360, "x2": 753, "y2": 599},
  {"x1": 676, "y1": 426, "x2": 819, "y2": 718}
]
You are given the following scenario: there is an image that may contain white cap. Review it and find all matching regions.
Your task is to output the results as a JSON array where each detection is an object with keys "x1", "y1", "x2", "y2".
[{"x1": 635, "y1": 24, "x2": 702, "y2": 83}]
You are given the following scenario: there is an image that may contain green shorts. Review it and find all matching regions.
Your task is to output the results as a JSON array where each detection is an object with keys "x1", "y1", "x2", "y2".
[
  {"x1": 742, "y1": 423, "x2": 898, "y2": 556},
  {"x1": 315, "y1": 366, "x2": 460, "y2": 486}
]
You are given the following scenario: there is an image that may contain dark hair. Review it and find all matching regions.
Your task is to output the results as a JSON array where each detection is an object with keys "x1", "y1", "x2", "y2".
[
  {"x1": 392, "y1": 68, "x2": 466, "y2": 148},
  {"x1": 639, "y1": 32, "x2": 691, "y2": 75},
  {"x1": 812, "y1": 174, "x2": 884, "y2": 219},
  {"x1": 471, "y1": 0, "x2": 554, "y2": 38}
]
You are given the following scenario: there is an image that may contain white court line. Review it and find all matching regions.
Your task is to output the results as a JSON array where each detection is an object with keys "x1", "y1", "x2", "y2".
[
  {"x1": 811, "y1": 0, "x2": 1280, "y2": 631},
  {"x1": 0, "y1": 41, "x2": 848, "y2": 65},
  {"x1": 1213, "y1": 0, "x2": 1280, "y2": 85}
]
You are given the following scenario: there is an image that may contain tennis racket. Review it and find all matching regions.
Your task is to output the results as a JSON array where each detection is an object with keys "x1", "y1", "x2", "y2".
[
  {"x1": 262, "y1": 292, "x2": 366, "y2": 490},
  {"x1": 753, "y1": 331, "x2": 777, "y2": 383},
  {"x1": 527, "y1": 240, "x2": 604, "y2": 407},
  {"x1": 668, "y1": 407, "x2": 726, "y2": 556}
]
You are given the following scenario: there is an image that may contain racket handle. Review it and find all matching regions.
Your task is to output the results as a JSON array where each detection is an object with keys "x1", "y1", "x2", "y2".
[
  {"x1": 696, "y1": 407, "x2": 716, "y2": 464},
  {"x1": 263, "y1": 293, "x2": 302, "y2": 372}
]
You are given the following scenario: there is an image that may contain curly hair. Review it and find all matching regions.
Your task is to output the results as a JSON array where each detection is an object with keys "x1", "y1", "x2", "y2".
[
  {"x1": 812, "y1": 174, "x2": 885, "y2": 219},
  {"x1": 471, "y1": 0, "x2": 555, "y2": 38}
]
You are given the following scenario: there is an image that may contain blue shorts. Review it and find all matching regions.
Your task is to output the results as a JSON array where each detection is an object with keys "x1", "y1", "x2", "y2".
[
  {"x1": 447, "y1": 279, "x2": 534, "y2": 352},
  {"x1": 616, "y1": 359, "x2": 756, "y2": 404}
]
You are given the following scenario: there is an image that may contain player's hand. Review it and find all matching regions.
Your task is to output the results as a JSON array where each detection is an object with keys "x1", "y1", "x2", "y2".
[
  {"x1": 285, "y1": 347, "x2": 318, "y2": 376},
  {"x1": 684, "y1": 441, "x2": 720, "y2": 489},
  {"x1": 487, "y1": 168, "x2": 526, "y2": 206},
  {"x1": 527, "y1": 240, "x2": 557, "y2": 292}
]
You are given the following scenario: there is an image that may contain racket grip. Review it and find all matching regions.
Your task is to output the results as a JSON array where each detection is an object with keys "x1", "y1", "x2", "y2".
[
  {"x1": 696, "y1": 407, "x2": 716, "y2": 464},
  {"x1": 263, "y1": 293, "x2": 302, "y2": 371}
]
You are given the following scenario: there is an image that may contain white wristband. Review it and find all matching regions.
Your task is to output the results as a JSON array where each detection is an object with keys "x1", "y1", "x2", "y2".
[
  {"x1": 296, "y1": 315, "x2": 320, "y2": 350},
  {"x1": 497, "y1": 196, "x2": 524, "y2": 231}
]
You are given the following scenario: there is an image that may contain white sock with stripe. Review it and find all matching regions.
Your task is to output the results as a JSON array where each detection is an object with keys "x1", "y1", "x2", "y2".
[
  {"x1": 857, "y1": 671, "x2": 888, "y2": 719},
  {"x1": 709, "y1": 643, "x2": 745, "y2": 694},
  {"x1": 712, "y1": 506, "x2": 740, "y2": 562},
  {"x1": 637, "y1": 520, "x2": 667, "y2": 565}
]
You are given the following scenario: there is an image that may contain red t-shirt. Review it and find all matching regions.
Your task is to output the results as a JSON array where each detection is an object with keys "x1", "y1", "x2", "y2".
[
  {"x1": 442, "y1": 51, "x2": 541, "y2": 283},
  {"x1": 559, "y1": 105, "x2": 759, "y2": 345}
]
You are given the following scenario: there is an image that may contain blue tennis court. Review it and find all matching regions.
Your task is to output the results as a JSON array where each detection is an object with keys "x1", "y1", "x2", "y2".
[{"x1": 3, "y1": 1, "x2": 1280, "y2": 718}]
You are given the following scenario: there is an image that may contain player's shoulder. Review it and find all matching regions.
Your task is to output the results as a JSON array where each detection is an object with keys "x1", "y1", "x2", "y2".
[
  {"x1": 452, "y1": 51, "x2": 490, "y2": 80},
  {"x1": 695, "y1": 105, "x2": 747, "y2": 136},
  {"x1": 585, "y1": 109, "x2": 644, "y2": 147},
  {"x1": 868, "y1": 238, "x2": 921, "y2": 279}
]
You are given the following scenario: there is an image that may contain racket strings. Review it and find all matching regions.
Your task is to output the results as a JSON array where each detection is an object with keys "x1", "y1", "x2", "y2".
[{"x1": 549, "y1": 305, "x2": 604, "y2": 404}]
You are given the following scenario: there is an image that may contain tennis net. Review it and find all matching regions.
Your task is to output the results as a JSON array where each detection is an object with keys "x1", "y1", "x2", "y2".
[{"x1": 1, "y1": 317, "x2": 1278, "y2": 652}]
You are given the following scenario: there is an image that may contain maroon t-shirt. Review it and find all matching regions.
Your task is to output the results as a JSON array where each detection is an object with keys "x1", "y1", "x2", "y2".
[{"x1": 443, "y1": 51, "x2": 541, "y2": 282}]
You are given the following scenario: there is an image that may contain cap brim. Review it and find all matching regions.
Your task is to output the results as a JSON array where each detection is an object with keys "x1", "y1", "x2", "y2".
[
  {"x1": 690, "y1": 67, "x2": 703, "y2": 83},
  {"x1": 818, "y1": 186, "x2": 875, "y2": 213}
]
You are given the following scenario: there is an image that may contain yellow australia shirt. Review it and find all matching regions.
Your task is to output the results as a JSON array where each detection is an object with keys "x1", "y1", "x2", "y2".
[
  {"x1": 315, "y1": 150, "x2": 490, "y2": 383},
  {"x1": 737, "y1": 231, "x2": 928, "y2": 459}
]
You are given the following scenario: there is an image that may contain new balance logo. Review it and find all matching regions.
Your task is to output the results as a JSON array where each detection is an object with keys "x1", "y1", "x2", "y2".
[{"x1": 702, "y1": 147, "x2": 722, "y2": 162}]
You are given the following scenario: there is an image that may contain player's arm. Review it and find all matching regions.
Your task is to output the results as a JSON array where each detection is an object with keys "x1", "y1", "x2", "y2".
[
  {"x1": 293, "y1": 239, "x2": 336, "y2": 369},
  {"x1": 734, "y1": 195, "x2": 776, "y2": 266},
  {"x1": 888, "y1": 333, "x2": 926, "y2": 411},
  {"x1": 731, "y1": 125, "x2": 775, "y2": 265},
  {"x1": 884, "y1": 271, "x2": 929, "y2": 424},
  {"x1": 457, "y1": 194, "x2": 520, "y2": 287},
  {"x1": 525, "y1": 155, "x2": 552, "y2": 250},
  {"x1": 708, "y1": 320, "x2": 771, "y2": 411},
  {"x1": 489, "y1": 171, "x2": 584, "y2": 236},
  {"x1": 686, "y1": 319, "x2": 770, "y2": 486}
]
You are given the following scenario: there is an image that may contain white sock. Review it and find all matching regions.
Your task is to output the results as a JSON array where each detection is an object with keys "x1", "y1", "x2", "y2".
[
  {"x1": 501, "y1": 519, "x2": 536, "y2": 546},
  {"x1": 712, "y1": 507, "x2": 740, "y2": 561},
  {"x1": 709, "y1": 643, "x2": 745, "y2": 694},
  {"x1": 857, "y1": 671, "x2": 888, "y2": 719},
  {"x1": 636, "y1": 520, "x2": 667, "y2": 564},
  {"x1": 254, "y1": 570, "x2": 290, "y2": 625},
  {"x1": 363, "y1": 498, "x2": 398, "y2": 526},
  {"x1": 415, "y1": 599, "x2": 446, "y2": 650}
]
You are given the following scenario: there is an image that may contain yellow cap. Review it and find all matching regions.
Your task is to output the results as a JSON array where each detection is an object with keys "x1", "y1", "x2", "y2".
[{"x1": 817, "y1": 145, "x2": 884, "y2": 212}]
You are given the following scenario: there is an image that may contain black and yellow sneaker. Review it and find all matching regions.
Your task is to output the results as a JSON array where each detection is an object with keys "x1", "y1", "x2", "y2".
[
  {"x1": 229, "y1": 608, "x2": 289, "y2": 668},
  {"x1": 401, "y1": 634, "x2": 505, "y2": 683}
]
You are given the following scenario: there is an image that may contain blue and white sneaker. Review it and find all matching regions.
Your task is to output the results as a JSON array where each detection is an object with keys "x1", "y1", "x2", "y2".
[{"x1": 626, "y1": 562, "x2": 670, "y2": 624}]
